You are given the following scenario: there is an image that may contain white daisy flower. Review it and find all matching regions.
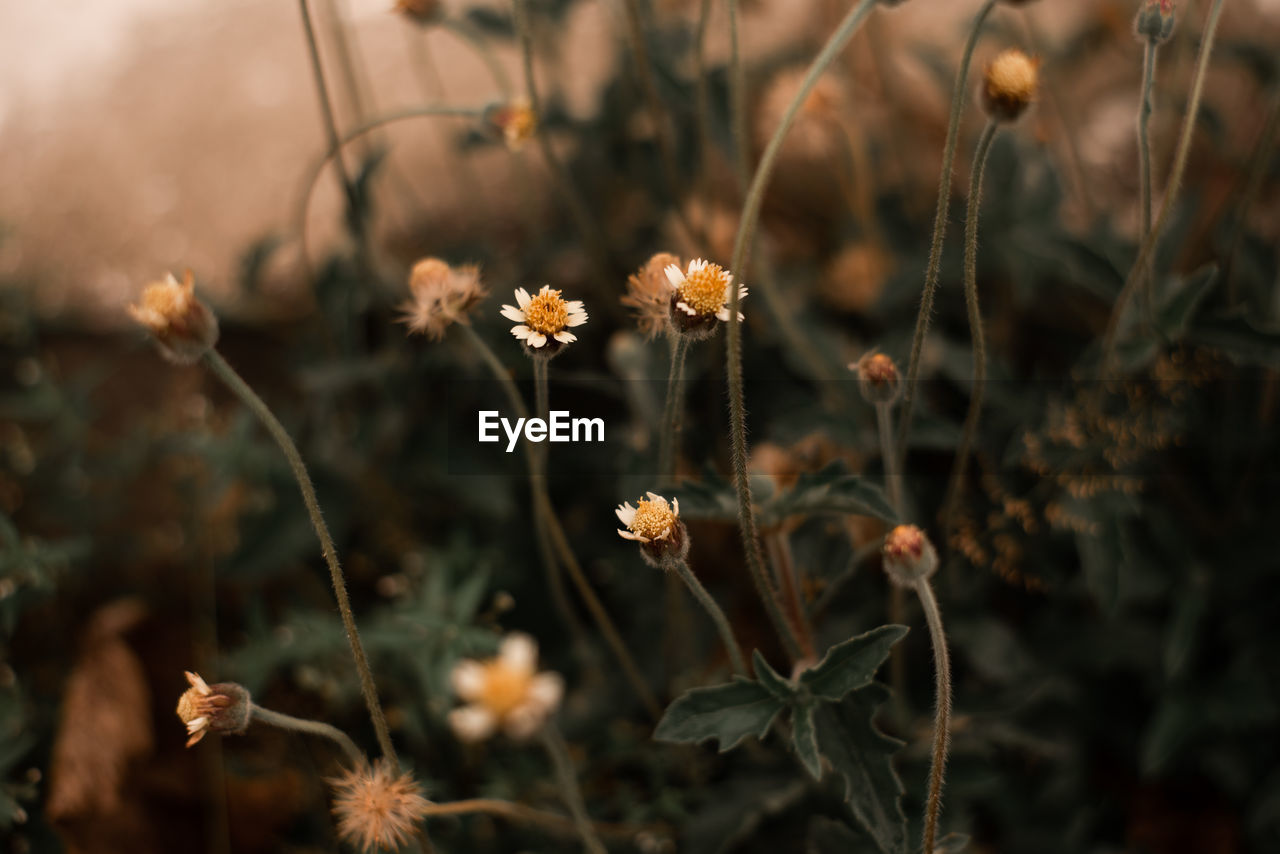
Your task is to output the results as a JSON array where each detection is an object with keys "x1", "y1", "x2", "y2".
[
  {"x1": 664, "y1": 258, "x2": 747, "y2": 324},
  {"x1": 616, "y1": 492, "x2": 681, "y2": 543},
  {"x1": 499, "y1": 285, "x2": 588, "y2": 350},
  {"x1": 447, "y1": 633, "x2": 564, "y2": 743}
]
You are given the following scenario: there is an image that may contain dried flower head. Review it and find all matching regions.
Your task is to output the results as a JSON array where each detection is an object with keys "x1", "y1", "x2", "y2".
[
  {"x1": 448, "y1": 634, "x2": 564, "y2": 742},
  {"x1": 175, "y1": 671, "x2": 251, "y2": 747},
  {"x1": 398, "y1": 257, "x2": 487, "y2": 340},
  {"x1": 328, "y1": 759, "x2": 430, "y2": 853},
  {"x1": 882, "y1": 525, "x2": 939, "y2": 587},
  {"x1": 500, "y1": 285, "x2": 588, "y2": 358},
  {"x1": 852, "y1": 352, "x2": 901, "y2": 405},
  {"x1": 981, "y1": 49, "x2": 1040, "y2": 122},
  {"x1": 664, "y1": 258, "x2": 748, "y2": 340},
  {"x1": 128, "y1": 271, "x2": 219, "y2": 365},
  {"x1": 623, "y1": 252, "x2": 681, "y2": 339},
  {"x1": 394, "y1": 0, "x2": 442, "y2": 23},
  {"x1": 489, "y1": 100, "x2": 537, "y2": 150},
  {"x1": 1134, "y1": 0, "x2": 1176, "y2": 43}
]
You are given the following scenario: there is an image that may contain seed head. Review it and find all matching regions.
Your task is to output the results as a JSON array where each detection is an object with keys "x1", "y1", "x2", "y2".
[
  {"x1": 129, "y1": 271, "x2": 219, "y2": 365},
  {"x1": 617, "y1": 492, "x2": 689, "y2": 567},
  {"x1": 448, "y1": 633, "x2": 564, "y2": 742},
  {"x1": 1134, "y1": 0, "x2": 1176, "y2": 44},
  {"x1": 882, "y1": 525, "x2": 939, "y2": 587},
  {"x1": 980, "y1": 49, "x2": 1040, "y2": 123},
  {"x1": 623, "y1": 252, "x2": 681, "y2": 339},
  {"x1": 398, "y1": 257, "x2": 486, "y2": 340},
  {"x1": 328, "y1": 759, "x2": 430, "y2": 853},
  {"x1": 852, "y1": 352, "x2": 901, "y2": 406},
  {"x1": 175, "y1": 671, "x2": 251, "y2": 747}
]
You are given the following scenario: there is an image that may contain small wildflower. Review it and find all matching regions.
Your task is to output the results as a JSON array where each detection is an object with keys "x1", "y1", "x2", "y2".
[
  {"x1": 617, "y1": 492, "x2": 689, "y2": 566},
  {"x1": 129, "y1": 271, "x2": 219, "y2": 365},
  {"x1": 489, "y1": 100, "x2": 537, "y2": 151},
  {"x1": 980, "y1": 49, "x2": 1040, "y2": 123},
  {"x1": 882, "y1": 525, "x2": 940, "y2": 587},
  {"x1": 175, "y1": 671, "x2": 251, "y2": 748},
  {"x1": 852, "y1": 352, "x2": 901, "y2": 406},
  {"x1": 500, "y1": 285, "x2": 588, "y2": 358},
  {"x1": 623, "y1": 252, "x2": 681, "y2": 339},
  {"x1": 394, "y1": 0, "x2": 442, "y2": 24},
  {"x1": 1134, "y1": 0, "x2": 1176, "y2": 44},
  {"x1": 664, "y1": 258, "x2": 747, "y2": 340},
  {"x1": 448, "y1": 634, "x2": 564, "y2": 742},
  {"x1": 328, "y1": 759, "x2": 430, "y2": 853},
  {"x1": 398, "y1": 257, "x2": 487, "y2": 340}
]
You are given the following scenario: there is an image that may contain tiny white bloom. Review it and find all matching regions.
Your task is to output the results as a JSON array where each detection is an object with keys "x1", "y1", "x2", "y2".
[{"x1": 499, "y1": 285, "x2": 588, "y2": 350}]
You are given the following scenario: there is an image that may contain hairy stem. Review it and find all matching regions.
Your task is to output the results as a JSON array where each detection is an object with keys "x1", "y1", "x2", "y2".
[
  {"x1": 942, "y1": 120, "x2": 1000, "y2": 535},
  {"x1": 896, "y1": 0, "x2": 999, "y2": 471},
  {"x1": 541, "y1": 725, "x2": 607, "y2": 854},
  {"x1": 658, "y1": 334, "x2": 691, "y2": 485},
  {"x1": 763, "y1": 531, "x2": 816, "y2": 661},
  {"x1": 916, "y1": 579, "x2": 952, "y2": 854},
  {"x1": 250, "y1": 703, "x2": 364, "y2": 767},
  {"x1": 661, "y1": 554, "x2": 748, "y2": 675},
  {"x1": 203, "y1": 351, "x2": 397, "y2": 767},
  {"x1": 1100, "y1": 0, "x2": 1227, "y2": 378},
  {"x1": 726, "y1": 0, "x2": 879, "y2": 663},
  {"x1": 420, "y1": 798, "x2": 638, "y2": 838},
  {"x1": 1138, "y1": 38, "x2": 1160, "y2": 328}
]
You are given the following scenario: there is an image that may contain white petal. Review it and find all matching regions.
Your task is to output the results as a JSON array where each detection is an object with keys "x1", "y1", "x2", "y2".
[
  {"x1": 500, "y1": 305, "x2": 526, "y2": 322},
  {"x1": 645, "y1": 491, "x2": 664, "y2": 502},
  {"x1": 689, "y1": 258, "x2": 707, "y2": 272},
  {"x1": 716, "y1": 308, "x2": 731, "y2": 322},
  {"x1": 553, "y1": 331, "x2": 577, "y2": 344},
  {"x1": 511, "y1": 325, "x2": 532, "y2": 339},
  {"x1": 618, "y1": 528, "x2": 640, "y2": 540},
  {"x1": 737, "y1": 311, "x2": 745, "y2": 321},
  {"x1": 564, "y1": 300, "x2": 585, "y2": 311},
  {"x1": 448, "y1": 705, "x2": 497, "y2": 743},
  {"x1": 677, "y1": 301, "x2": 697, "y2": 316},
  {"x1": 450, "y1": 660, "x2": 487, "y2": 701},
  {"x1": 664, "y1": 264, "x2": 685, "y2": 288},
  {"x1": 185, "y1": 671, "x2": 212, "y2": 695},
  {"x1": 527, "y1": 672, "x2": 565, "y2": 712},
  {"x1": 738, "y1": 286, "x2": 749, "y2": 299},
  {"x1": 501, "y1": 633, "x2": 538, "y2": 674},
  {"x1": 515, "y1": 288, "x2": 532, "y2": 308},
  {"x1": 186, "y1": 716, "x2": 208, "y2": 734},
  {"x1": 672, "y1": 498, "x2": 679, "y2": 516},
  {"x1": 502, "y1": 704, "x2": 546, "y2": 741},
  {"x1": 527, "y1": 331, "x2": 547, "y2": 347},
  {"x1": 538, "y1": 284, "x2": 553, "y2": 296},
  {"x1": 616, "y1": 503, "x2": 636, "y2": 525},
  {"x1": 565, "y1": 313, "x2": 588, "y2": 327}
]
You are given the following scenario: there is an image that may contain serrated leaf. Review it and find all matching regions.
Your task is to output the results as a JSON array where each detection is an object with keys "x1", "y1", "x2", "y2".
[
  {"x1": 762, "y1": 463, "x2": 898, "y2": 525},
  {"x1": 752, "y1": 650, "x2": 795, "y2": 701},
  {"x1": 801, "y1": 625, "x2": 908, "y2": 702},
  {"x1": 813, "y1": 686, "x2": 907, "y2": 854},
  {"x1": 654, "y1": 679, "x2": 786, "y2": 752},
  {"x1": 792, "y1": 700, "x2": 822, "y2": 779}
]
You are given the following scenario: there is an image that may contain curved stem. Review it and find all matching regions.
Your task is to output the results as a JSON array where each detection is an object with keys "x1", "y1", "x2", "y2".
[
  {"x1": 658, "y1": 334, "x2": 691, "y2": 485},
  {"x1": 1100, "y1": 0, "x2": 1227, "y2": 378},
  {"x1": 421, "y1": 797, "x2": 638, "y2": 838},
  {"x1": 726, "y1": 0, "x2": 879, "y2": 663},
  {"x1": 942, "y1": 120, "x2": 1000, "y2": 535},
  {"x1": 203, "y1": 350, "x2": 398, "y2": 767},
  {"x1": 896, "y1": 0, "x2": 999, "y2": 472},
  {"x1": 1138, "y1": 39, "x2": 1159, "y2": 328},
  {"x1": 541, "y1": 725, "x2": 607, "y2": 854},
  {"x1": 661, "y1": 554, "x2": 748, "y2": 676},
  {"x1": 915, "y1": 579, "x2": 952, "y2": 854},
  {"x1": 249, "y1": 703, "x2": 364, "y2": 767}
]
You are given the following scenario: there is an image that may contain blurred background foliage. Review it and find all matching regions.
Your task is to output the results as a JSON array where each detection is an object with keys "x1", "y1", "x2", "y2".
[{"x1": 2, "y1": 0, "x2": 1279, "y2": 851}]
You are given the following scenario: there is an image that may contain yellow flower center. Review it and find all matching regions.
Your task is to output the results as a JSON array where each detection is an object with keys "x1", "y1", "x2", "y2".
[
  {"x1": 677, "y1": 264, "x2": 730, "y2": 316},
  {"x1": 629, "y1": 497, "x2": 677, "y2": 541},
  {"x1": 524, "y1": 289, "x2": 570, "y2": 334},
  {"x1": 478, "y1": 661, "x2": 533, "y2": 717}
]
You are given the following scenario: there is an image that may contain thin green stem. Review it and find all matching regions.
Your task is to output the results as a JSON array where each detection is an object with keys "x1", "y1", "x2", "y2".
[
  {"x1": 511, "y1": 0, "x2": 612, "y2": 278},
  {"x1": 203, "y1": 350, "x2": 398, "y2": 767},
  {"x1": 942, "y1": 120, "x2": 1000, "y2": 535},
  {"x1": 1100, "y1": 0, "x2": 1227, "y2": 378},
  {"x1": 728, "y1": 0, "x2": 751, "y2": 192},
  {"x1": 658, "y1": 334, "x2": 691, "y2": 484},
  {"x1": 726, "y1": 0, "x2": 879, "y2": 663},
  {"x1": 763, "y1": 531, "x2": 817, "y2": 661},
  {"x1": 662, "y1": 554, "x2": 748, "y2": 676},
  {"x1": 541, "y1": 725, "x2": 607, "y2": 854},
  {"x1": 896, "y1": 0, "x2": 999, "y2": 472},
  {"x1": 249, "y1": 703, "x2": 364, "y2": 767},
  {"x1": 915, "y1": 579, "x2": 952, "y2": 854},
  {"x1": 876, "y1": 400, "x2": 902, "y2": 517},
  {"x1": 1138, "y1": 39, "x2": 1160, "y2": 327}
]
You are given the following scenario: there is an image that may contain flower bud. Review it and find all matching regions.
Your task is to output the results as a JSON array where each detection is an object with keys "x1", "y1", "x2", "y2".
[
  {"x1": 175, "y1": 671, "x2": 251, "y2": 747},
  {"x1": 882, "y1": 525, "x2": 939, "y2": 587},
  {"x1": 852, "y1": 352, "x2": 901, "y2": 406},
  {"x1": 1134, "y1": 0, "x2": 1176, "y2": 44},
  {"x1": 980, "y1": 49, "x2": 1040, "y2": 123},
  {"x1": 129, "y1": 271, "x2": 219, "y2": 365}
]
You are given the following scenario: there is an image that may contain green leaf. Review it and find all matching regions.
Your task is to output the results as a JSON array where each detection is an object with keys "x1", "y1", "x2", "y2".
[
  {"x1": 1157, "y1": 264, "x2": 1218, "y2": 339},
  {"x1": 752, "y1": 650, "x2": 796, "y2": 701},
  {"x1": 672, "y1": 471, "x2": 739, "y2": 521},
  {"x1": 792, "y1": 700, "x2": 822, "y2": 779},
  {"x1": 762, "y1": 463, "x2": 898, "y2": 525},
  {"x1": 813, "y1": 686, "x2": 907, "y2": 854},
  {"x1": 654, "y1": 679, "x2": 786, "y2": 752},
  {"x1": 800, "y1": 625, "x2": 908, "y2": 702}
]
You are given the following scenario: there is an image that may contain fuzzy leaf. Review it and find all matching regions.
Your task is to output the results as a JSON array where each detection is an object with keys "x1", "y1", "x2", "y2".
[
  {"x1": 752, "y1": 650, "x2": 796, "y2": 701},
  {"x1": 801, "y1": 625, "x2": 908, "y2": 702},
  {"x1": 792, "y1": 700, "x2": 822, "y2": 779},
  {"x1": 813, "y1": 686, "x2": 907, "y2": 854},
  {"x1": 654, "y1": 679, "x2": 786, "y2": 752}
]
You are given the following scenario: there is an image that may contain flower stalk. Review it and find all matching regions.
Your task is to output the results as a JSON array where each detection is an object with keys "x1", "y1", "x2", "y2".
[
  {"x1": 657, "y1": 334, "x2": 691, "y2": 485},
  {"x1": 250, "y1": 702, "x2": 364, "y2": 766},
  {"x1": 1137, "y1": 37, "x2": 1160, "y2": 326},
  {"x1": 661, "y1": 553, "x2": 747, "y2": 676},
  {"x1": 541, "y1": 725, "x2": 608, "y2": 854}
]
